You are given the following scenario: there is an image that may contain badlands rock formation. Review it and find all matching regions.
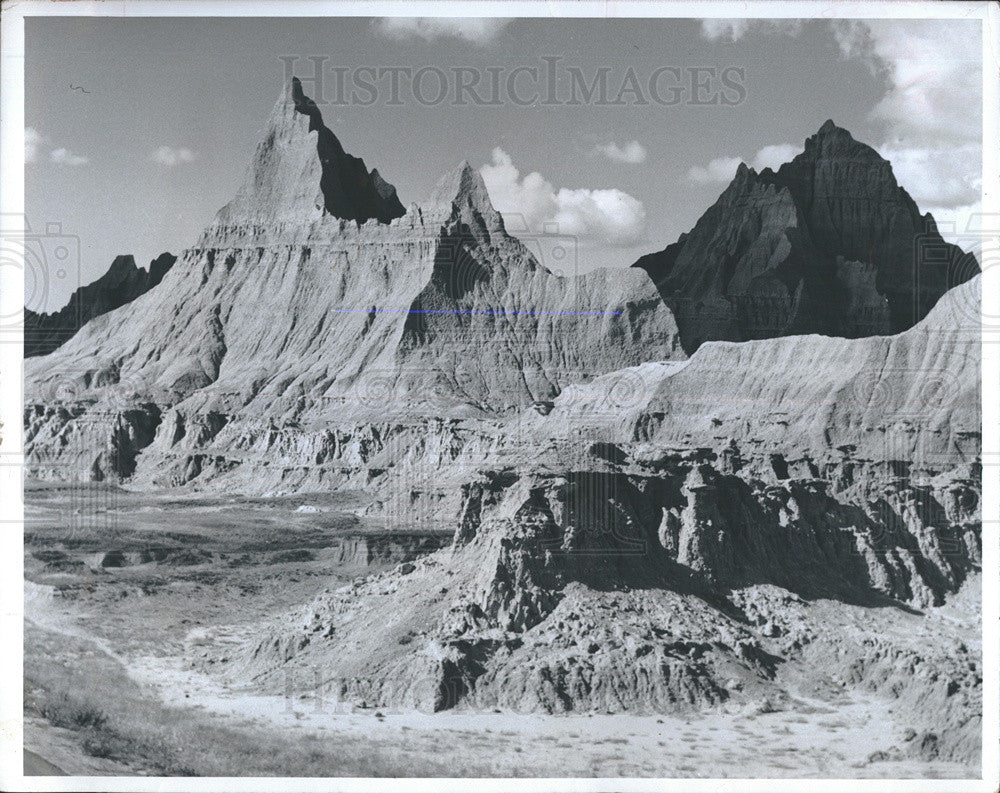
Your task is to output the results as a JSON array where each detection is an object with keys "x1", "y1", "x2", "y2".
[
  {"x1": 230, "y1": 275, "x2": 980, "y2": 764},
  {"x1": 22, "y1": 80, "x2": 982, "y2": 765},
  {"x1": 634, "y1": 120, "x2": 979, "y2": 352},
  {"x1": 216, "y1": 76, "x2": 405, "y2": 227},
  {"x1": 24, "y1": 252, "x2": 176, "y2": 357},
  {"x1": 24, "y1": 80, "x2": 679, "y2": 483}
]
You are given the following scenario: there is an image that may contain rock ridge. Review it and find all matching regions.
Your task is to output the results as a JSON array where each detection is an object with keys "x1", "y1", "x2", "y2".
[
  {"x1": 25, "y1": 252, "x2": 176, "y2": 358},
  {"x1": 634, "y1": 120, "x2": 979, "y2": 353}
]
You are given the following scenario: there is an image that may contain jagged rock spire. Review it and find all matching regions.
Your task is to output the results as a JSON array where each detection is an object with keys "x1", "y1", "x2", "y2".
[
  {"x1": 211, "y1": 78, "x2": 404, "y2": 230},
  {"x1": 25, "y1": 252, "x2": 177, "y2": 357},
  {"x1": 426, "y1": 160, "x2": 505, "y2": 242}
]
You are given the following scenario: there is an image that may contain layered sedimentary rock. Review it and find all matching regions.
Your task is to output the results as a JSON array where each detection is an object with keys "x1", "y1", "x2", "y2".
[
  {"x1": 231, "y1": 457, "x2": 979, "y2": 756},
  {"x1": 22, "y1": 79, "x2": 983, "y2": 766},
  {"x1": 634, "y1": 120, "x2": 979, "y2": 353},
  {"x1": 227, "y1": 277, "x2": 980, "y2": 767},
  {"x1": 23, "y1": 81, "x2": 680, "y2": 483},
  {"x1": 516, "y1": 273, "x2": 980, "y2": 468},
  {"x1": 24, "y1": 252, "x2": 176, "y2": 357},
  {"x1": 215, "y1": 76, "x2": 404, "y2": 228}
]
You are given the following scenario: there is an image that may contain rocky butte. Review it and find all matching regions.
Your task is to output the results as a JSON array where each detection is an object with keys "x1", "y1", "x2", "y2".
[
  {"x1": 25, "y1": 78, "x2": 681, "y2": 484},
  {"x1": 633, "y1": 120, "x2": 978, "y2": 353},
  {"x1": 22, "y1": 80, "x2": 982, "y2": 767}
]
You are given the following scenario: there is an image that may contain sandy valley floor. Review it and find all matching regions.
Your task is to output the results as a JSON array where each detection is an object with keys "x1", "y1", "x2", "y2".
[{"x1": 22, "y1": 481, "x2": 978, "y2": 778}]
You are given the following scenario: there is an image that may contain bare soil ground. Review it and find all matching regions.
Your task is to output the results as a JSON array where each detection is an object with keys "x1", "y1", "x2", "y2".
[{"x1": 23, "y1": 481, "x2": 978, "y2": 778}]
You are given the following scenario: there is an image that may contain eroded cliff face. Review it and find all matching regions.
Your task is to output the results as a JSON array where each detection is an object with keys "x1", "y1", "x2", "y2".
[
  {"x1": 228, "y1": 447, "x2": 979, "y2": 758},
  {"x1": 221, "y1": 274, "x2": 980, "y2": 764},
  {"x1": 22, "y1": 81, "x2": 982, "y2": 762},
  {"x1": 24, "y1": 82, "x2": 680, "y2": 484},
  {"x1": 634, "y1": 121, "x2": 979, "y2": 353}
]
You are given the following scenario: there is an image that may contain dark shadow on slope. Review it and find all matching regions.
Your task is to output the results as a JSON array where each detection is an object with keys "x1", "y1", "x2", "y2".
[
  {"x1": 25, "y1": 252, "x2": 177, "y2": 358},
  {"x1": 290, "y1": 77, "x2": 405, "y2": 224}
]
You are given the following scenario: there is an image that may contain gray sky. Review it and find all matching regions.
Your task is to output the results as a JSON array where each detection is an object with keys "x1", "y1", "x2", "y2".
[{"x1": 25, "y1": 16, "x2": 982, "y2": 310}]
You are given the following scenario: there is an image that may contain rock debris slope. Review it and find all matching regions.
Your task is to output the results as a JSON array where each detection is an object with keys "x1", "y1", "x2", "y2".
[
  {"x1": 24, "y1": 80, "x2": 680, "y2": 484},
  {"x1": 24, "y1": 252, "x2": 176, "y2": 357},
  {"x1": 634, "y1": 120, "x2": 979, "y2": 353}
]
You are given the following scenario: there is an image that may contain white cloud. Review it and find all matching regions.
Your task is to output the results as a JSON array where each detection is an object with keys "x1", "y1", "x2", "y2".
[
  {"x1": 687, "y1": 156, "x2": 742, "y2": 184},
  {"x1": 592, "y1": 140, "x2": 647, "y2": 165},
  {"x1": 152, "y1": 146, "x2": 197, "y2": 167},
  {"x1": 700, "y1": 19, "x2": 804, "y2": 42},
  {"x1": 49, "y1": 147, "x2": 88, "y2": 167},
  {"x1": 752, "y1": 143, "x2": 802, "y2": 172},
  {"x1": 686, "y1": 143, "x2": 803, "y2": 184},
  {"x1": 374, "y1": 18, "x2": 511, "y2": 45},
  {"x1": 25, "y1": 127, "x2": 43, "y2": 163},
  {"x1": 879, "y1": 143, "x2": 981, "y2": 210},
  {"x1": 26, "y1": 129, "x2": 89, "y2": 167},
  {"x1": 833, "y1": 20, "x2": 980, "y2": 148},
  {"x1": 831, "y1": 19, "x2": 981, "y2": 239},
  {"x1": 480, "y1": 148, "x2": 646, "y2": 247}
]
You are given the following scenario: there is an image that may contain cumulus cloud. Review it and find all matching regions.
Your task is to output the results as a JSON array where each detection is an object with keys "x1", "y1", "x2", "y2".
[
  {"x1": 752, "y1": 143, "x2": 802, "y2": 171},
  {"x1": 879, "y1": 143, "x2": 982, "y2": 210},
  {"x1": 832, "y1": 19, "x2": 981, "y2": 231},
  {"x1": 592, "y1": 140, "x2": 647, "y2": 165},
  {"x1": 833, "y1": 20, "x2": 980, "y2": 147},
  {"x1": 374, "y1": 17, "x2": 511, "y2": 45},
  {"x1": 480, "y1": 148, "x2": 646, "y2": 247},
  {"x1": 687, "y1": 156, "x2": 742, "y2": 184},
  {"x1": 152, "y1": 146, "x2": 196, "y2": 167},
  {"x1": 686, "y1": 143, "x2": 804, "y2": 184},
  {"x1": 26, "y1": 129, "x2": 89, "y2": 166},
  {"x1": 49, "y1": 147, "x2": 88, "y2": 167},
  {"x1": 25, "y1": 127, "x2": 43, "y2": 163},
  {"x1": 700, "y1": 19, "x2": 804, "y2": 42}
]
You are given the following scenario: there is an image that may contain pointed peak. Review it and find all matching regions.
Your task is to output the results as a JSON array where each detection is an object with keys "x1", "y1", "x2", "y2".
[
  {"x1": 807, "y1": 119, "x2": 859, "y2": 148},
  {"x1": 799, "y1": 119, "x2": 889, "y2": 168},
  {"x1": 106, "y1": 254, "x2": 140, "y2": 280},
  {"x1": 428, "y1": 160, "x2": 493, "y2": 210},
  {"x1": 719, "y1": 160, "x2": 759, "y2": 197},
  {"x1": 290, "y1": 76, "x2": 323, "y2": 132},
  {"x1": 425, "y1": 160, "x2": 506, "y2": 238},
  {"x1": 214, "y1": 76, "x2": 406, "y2": 228},
  {"x1": 148, "y1": 252, "x2": 178, "y2": 284}
]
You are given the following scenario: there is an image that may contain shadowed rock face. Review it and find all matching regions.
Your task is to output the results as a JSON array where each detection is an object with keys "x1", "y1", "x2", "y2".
[
  {"x1": 24, "y1": 252, "x2": 176, "y2": 358},
  {"x1": 224, "y1": 276, "x2": 980, "y2": 754},
  {"x1": 634, "y1": 121, "x2": 979, "y2": 354},
  {"x1": 290, "y1": 77, "x2": 405, "y2": 224}
]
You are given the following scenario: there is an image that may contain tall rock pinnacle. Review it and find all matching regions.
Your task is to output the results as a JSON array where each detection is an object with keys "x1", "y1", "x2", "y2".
[{"x1": 212, "y1": 78, "x2": 405, "y2": 229}]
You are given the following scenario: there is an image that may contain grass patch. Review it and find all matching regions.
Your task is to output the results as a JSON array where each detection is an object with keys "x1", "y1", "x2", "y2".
[{"x1": 24, "y1": 624, "x2": 514, "y2": 777}]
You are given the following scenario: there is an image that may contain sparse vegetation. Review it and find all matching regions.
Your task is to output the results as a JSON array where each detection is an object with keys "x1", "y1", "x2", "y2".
[{"x1": 24, "y1": 624, "x2": 498, "y2": 777}]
